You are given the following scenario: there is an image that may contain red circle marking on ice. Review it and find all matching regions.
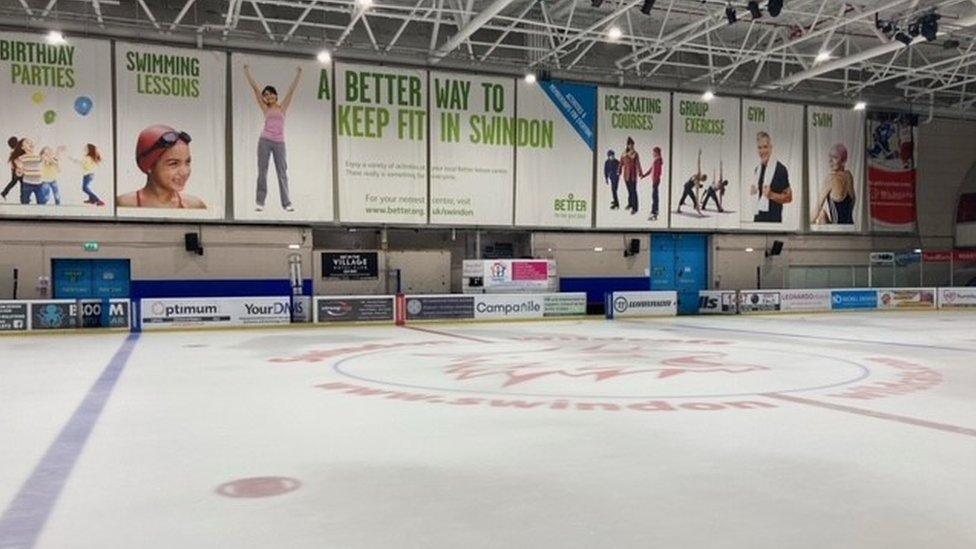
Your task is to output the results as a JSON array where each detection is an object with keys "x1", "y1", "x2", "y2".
[{"x1": 215, "y1": 477, "x2": 302, "y2": 498}]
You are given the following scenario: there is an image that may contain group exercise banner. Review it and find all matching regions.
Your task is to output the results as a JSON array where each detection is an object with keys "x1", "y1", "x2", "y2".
[
  {"x1": 115, "y1": 42, "x2": 226, "y2": 219},
  {"x1": 808, "y1": 106, "x2": 865, "y2": 232},
  {"x1": 868, "y1": 113, "x2": 917, "y2": 232},
  {"x1": 0, "y1": 32, "x2": 114, "y2": 218},
  {"x1": 596, "y1": 88, "x2": 670, "y2": 229},
  {"x1": 739, "y1": 100, "x2": 803, "y2": 232},
  {"x1": 514, "y1": 80, "x2": 596, "y2": 228},
  {"x1": 430, "y1": 72, "x2": 514, "y2": 226},
  {"x1": 671, "y1": 94, "x2": 741, "y2": 229},
  {"x1": 336, "y1": 63, "x2": 427, "y2": 224},
  {"x1": 231, "y1": 53, "x2": 334, "y2": 222}
]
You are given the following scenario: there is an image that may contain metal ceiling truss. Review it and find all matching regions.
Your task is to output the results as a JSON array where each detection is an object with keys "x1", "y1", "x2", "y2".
[{"x1": 4, "y1": 0, "x2": 976, "y2": 118}]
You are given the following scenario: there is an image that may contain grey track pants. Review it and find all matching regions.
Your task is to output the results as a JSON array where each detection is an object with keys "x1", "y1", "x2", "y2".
[{"x1": 256, "y1": 137, "x2": 291, "y2": 208}]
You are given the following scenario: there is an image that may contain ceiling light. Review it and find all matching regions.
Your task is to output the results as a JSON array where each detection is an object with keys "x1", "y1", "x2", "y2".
[
  {"x1": 46, "y1": 30, "x2": 66, "y2": 44},
  {"x1": 702, "y1": 90, "x2": 715, "y2": 101},
  {"x1": 524, "y1": 72, "x2": 537, "y2": 84},
  {"x1": 745, "y1": 247, "x2": 755, "y2": 253},
  {"x1": 288, "y1": 244, "x2": 301, "y2": 250},
  {"x1": 914, "y1": 248, "x2": 923, "y2": 254},
  {"x1": 607, "y1": 26, "x2": 623, "y2": 41},
  {"x1": 594, "y1": 247, "x2": 605, "y2": 252},
  {"x1": 815, "y1": 51, "x2": 831, "y2": 63},
  {"x1": 747, "y1": 1, "x2": 762, "y2": 19},
  {"x1": 640, "y1": 0, "x2": 655, "y2": 16},
  {"x1": 356, "y1": 0, "x2": 372, "y2": 8},
  {"x1": 725, "y1": 6, "x2": 737, "y2": 25},
  {"x1": 767, "y1": 0, "x2": 783, "y2": 17},
  {"x1": 853, "y1": 101, "x2": 867, "y2": 111},
  {"x1": 316, "y1": 49, "x2": 332, "y2": 64}
]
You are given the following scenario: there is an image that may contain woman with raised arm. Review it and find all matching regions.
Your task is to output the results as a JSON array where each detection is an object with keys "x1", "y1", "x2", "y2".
[
  {"x1": 244, "y1": 64, "x2": 303, "y2": 213},
  {"x1": 812, "y1": 143, "x2": 856, "y2": 225}
]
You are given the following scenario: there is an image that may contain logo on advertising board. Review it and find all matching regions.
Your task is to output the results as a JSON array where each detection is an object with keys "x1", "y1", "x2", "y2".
[
  {"x1": 31, "y1": 302, "x2": 77, "y2": 329},
  {"x1": 613, "y1": 293, "x2": 676, "y2": 316},
  {"x1": 322, "y1": 252, "x2": 379, "y2": 280},
  {"x1": 941, "y1": 288, "x2": 976, "y2": 307},
  {"x1": 322, "y1": 301, "x2": 353, "y2": 318},
  {"x1": 150, "y1": 301, "x2": 219, "y2": 318},
  {"x1": 699, "y1": 292, "x2": 737, "y2": 314},
  {"x1": 316, "y1": 297, "x2": 395, "y2": 323},
  {"x1": 739, "y1": 291, "x2": 781, "y2": 313},
  {"x1": 474, "y1": 299, "x2": 542, "y2": 317},
  {"x1": 79, "y1": 300, "x2": 130, "y2": 328},
  {"x1": 0, "y1": 302, "x2": 29, "y2": 331},
  {"x1": 831, "y1": 290, "x2": 878, "y2": 310},
  {"x1": 488, "y1": 262, "x2": 508, "y2": 282},
  {"x1": 613, "y1": 296, "x2": 629, "y2": 313},
  {"x1": 878, "y1": 289, "x2": 935, "y2": 309},
  {"x1": 778, "y1": 290, "x2": 832, "y2": 312}
]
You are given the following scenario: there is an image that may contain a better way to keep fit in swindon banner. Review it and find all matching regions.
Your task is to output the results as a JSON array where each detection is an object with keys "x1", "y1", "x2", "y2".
[
  {"x1": 808, "y1": 106, "x2": 865, "y2": 232},
  {"x1": 430, "y1": 71, "x2": 514, "y2": 226},
  {"x1": 596, "y1": 88, "x2": 670, "y2": 229},
  {"x1": 671, "y1": 93, "x2": 741, "y2": 229},
  {"x1": 739, "y1": 100, "x2": 804, "y2": 232},
  {"x1": 232, "y1": 53, "x2": 334, "y2": 222},
  {"x1": 115, "y1": 42, "x2": 226, "y2": 219},
  {"x1": 515, "y1": 80, "x2": 596, "y2": 228},
  {"x1": 0, "y1": 32, "x2": 114, "y2": 218},
  {"x1": 336, "y1": 63, "x2": 427, "y2": 223}
]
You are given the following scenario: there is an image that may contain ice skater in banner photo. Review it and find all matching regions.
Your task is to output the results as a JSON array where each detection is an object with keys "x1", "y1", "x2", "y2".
[
  {"x1": 70, "y1": 143, "x2": 105, "y2": 206},
  {"x1": 812, "y1": 143, "x2": 855, "y2": 225},
  {"x1": 618, "y1": 137, "x2": 643, "y2": 215},
  {"x1": 641, "y1": 146, "x2": 664, "y2": 221},
  {"x1": 39, "y1": 145, "x2": 67, "y2": 205},
  {"x1": 868, "y1": 121, "x2": 897, "y2": 160},
  {"x1": 117, "y1": 125, "x2": 206, "y2": 209},
  {"x1": 244, "y1": 65, "x2": 303, "y2": 213},
  {"x1": 2, "y1": 137, "x2": 25, "y2": 202},
  {"x1": 604, "y1": 150, "x2": 621, "y2": 209},
  {"x1": 749, "y1": 131, "x2": 792, "y2": 223}
]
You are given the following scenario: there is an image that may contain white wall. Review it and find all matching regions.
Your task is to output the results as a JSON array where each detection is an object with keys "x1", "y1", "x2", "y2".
[{"x1": 531, "y1": 233, "x2": 650, "y2": 278}]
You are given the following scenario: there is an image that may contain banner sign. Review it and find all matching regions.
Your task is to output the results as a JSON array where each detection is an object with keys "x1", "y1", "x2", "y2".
[
  {"x1": 808, "y1": 107, "x2": 865, "y2": 232},
  {"x1": 671, "y1": 94, "x2": 741, "y2": 229},
  {"x1": 77, "y1": 299, "x2": 130, "y2": 328},
  {"x1": 877, "y1": 288, "x2": 936, "y2": 309},
  {"x1": 405, "y1": 295, "x2": 475, "y2": 320},
  {"x1": 738, "y1": 290, "x2": 782, "y2": 313},
  {"x1": 778, "y1": 289, "x2": 832, "y2": 312},
  {"x1": 739, "y1": 100, "x2": 804, "y2": 232},
  {"x1": 698, "y1": 290, "x2": 738, "y2": 314},
  {"x1": 430, "y1": 71, "x2": 514, "y2": 225},
  {"x1": 515, "y1": 80, "x2": 596, "y2": 228},
  {"x1": 315, "y1": 296, "x2": 395, "y2": 323},
  {"x1": 0, "y1": 32, "x2": 115, "y2": 218},
  {"x1": 232, "y1": 53, "x2": 334, "y2": 222},
  {"x1": 608, "y1": 291, "x2": 677, "y2": 318},
  {"x1": 336, "y1": 63, "x2": 427, "y2": 223},
  {"x1": 0, "y1": 301, "x2": 29, "y2": 331},
  {"x1": 921, "y1": 250, "x2": 976, "y2": 262},
  {"x1": 542, "y1": 293, "x2": 587, "y2": 317},
  {"x1": 868, "y1": 113, "x2": 917, "y2": 232},
  {"x1": 473, "y1": 294, "x2": 546, "y2": 320},
  {"x1": 596, "y1": 88, "x2": 670, "y2": 228},
  {"x1": 938, "y1": 287, "x2": 976, "y2": 308},
  {"x1": 463, "y1": 259, "x2": 557, "y2": 293},
  {"x1": 140, "y1": 296, "x2": 290, "y2": 329},
  {"x1": 115, "y1": 42, "x2": 226, "y2": 219},
  {"x1": 321, "y1": 252, "x2": 379, "y2": 280},
  {"x1": 830, "y1": 290, "x2": 878, "y2": 310},
  {"x1": 29, "y1": 300, "x2": 78, "y2": 329}
]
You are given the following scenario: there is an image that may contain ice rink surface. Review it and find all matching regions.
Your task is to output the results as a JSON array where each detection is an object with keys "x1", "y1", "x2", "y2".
[{"x1": 2, "y1": 311, "x2": 975, "y2": 549}]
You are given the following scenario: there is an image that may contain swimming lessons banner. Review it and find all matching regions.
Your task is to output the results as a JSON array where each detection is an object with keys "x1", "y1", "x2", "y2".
[
  {"x1": 430, "y1": 71, "x2": 514, "y2": 226},
  {"x1": 232, "y1": 53, "x2": 334, "y2": 222},
  {"x1": 514, "y1": 80, "x2": 596, "y2": 228},
  {"x1": 336, "y1": 63, "x2": 427, "y2": 224},
  {"x1": 670, "y1": 94, "x2": 741, "y2": 230},
  {"x1": 808, "y1": 106, "x2": 865, "y2": 232},
  {"x1": 739, "y1": 100, "x2": 803, "y2": 232},
  {"x1": 115, "y1": 42, "x2": 226, "y2": 219},
  {"x1": 596, "y1": 88, "x2": 670, "y2": 229},
  {"x1": 0, "y1": 32, "x2": 114, "y2": 218},
  {"x1": 868, "y1": 113, "x2": 917, "y2": 232}
]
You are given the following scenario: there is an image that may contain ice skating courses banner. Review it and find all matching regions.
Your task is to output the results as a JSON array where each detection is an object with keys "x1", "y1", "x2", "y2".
[
  {"x1": 0, "y1": 32, "x2": 114, "y2": 218},
  {"x1": 430, "y1": 72, "x2": 514, "y2": 226},
  {"x1": 515, "y1": 80, "x2": 596, "y2": 228},
  {"x1": 115, "y1": 42, "x2": 226, "y2": 219},
  {"x1": 671, "y1": 94, "x2": 740, "y2": 229},
  {"x1": 232, "y1": 53, "x2": 334, "y2": 222},
  {"x1": 739, "y1": 100, "x2": 803, "y2": 232},
  {"x1": 596, "y1": 88, "x2": 670, "y2": 229},
  {"x1": 808, "y1": 106, "x2": 865, "y2": 232},
  {"x1": 868, "y1": 113, "x2": 917, "y2": 232},
  {"x1": 336, "y1": 63, "x2": 427, "y2": 224}
]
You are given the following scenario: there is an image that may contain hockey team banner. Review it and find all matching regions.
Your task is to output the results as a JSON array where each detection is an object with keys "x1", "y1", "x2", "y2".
[
  {"x1": 596, "y1": 88, "x2": 670, "y2": 229},
  {"x1": 336, "y1": 63, "x2": 427, "y2": 223},
  {"x1": 868, "y1": 113, "x2": 917, "y2": 232},
  {"x1": 938, "y1": 287, "x2": 976, "y2": 308},
  {"x1": 0, "y1": 32, "x2": 114, "y2": 218},
  {"x1": 232, "y1": 53, "x2": 334, "y2": 222},
  {"x1": 877, "y1": 288, "x2": 936, "y2": 309},
  {"x1": 606, "y1": 291, "x2": 677, "y2": 318},
  {"x1": 430, "y1": 72, "x2": 514, "y2": 225},
  {"x1": 115, "y1": 42, "x2": 226, "y2": 219},
  {"x1": 515, "y1": 80, "x2": 596, "y2": 228},
  {"x1": 808, "y1": 107, "x2": 865, "y2": 232},
  {"x1": 671, "y1": 94, "x2": 741, "y2": 229},
  {"x1": 314, "y1": 296, "x2": 395, "y2": 323},
  {"x1": 738, "y1": 290, "x2": 782, "y2": 313},
  {"x1": 739, "y1": 100, "x2": 803, "y2": 232},
  {"x1": 140, "y1": 296, "x2": 290, "y2": 329},
  {"x1": 698, "y1": 290, "x2": 738, "y2": 314}
]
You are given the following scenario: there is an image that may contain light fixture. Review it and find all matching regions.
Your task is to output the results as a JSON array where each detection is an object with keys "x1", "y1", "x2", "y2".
[
  {"x1": 607, "y1": 26, "x2": 623, "y2": 41},
  {"x1": 594, "y1": 247, "x2": 605, "y2": 252},
  {"x1": 702, "y1": 90, "x2": 715, "y2": 101},
  {"x1": 745, "y1": 247, "x2": 755, "y2": 253},
  {"x1": 288, "y1": 244, "x2": 301, "y2": 250},
  {"x1": 747, "y1": 1, "x2": 762, "y2": 19},
  {"x1": 640, "y1": 0, "x2": 655, "y2": 16},
  {"x1": 725, "y1": 6, "x2": 737, "y2": 25},
  {"x1": 356, "y1": 0, "x2": 373, "y2": 8},
  {"x1": 853, "y1": 101, "x2": 867, "y2": 111},
  {"x1": 316, "y1": 49, "x2": 332, "y2": 64},
  {"x1": 815, "y1": 51, "x2": 831, "y2": 63},
  {"x1": 524, "y1": 72, "x2": 537, "y2": 84},
  {"x1": 46, "y1": 30, "x2": 66, "y2": 44},
  {"x1": 767, "y1": 0, "x2": 783, "y2": 17},
  {"x1": 914, "y1": 248, "x2": 923, "y2": 254}
]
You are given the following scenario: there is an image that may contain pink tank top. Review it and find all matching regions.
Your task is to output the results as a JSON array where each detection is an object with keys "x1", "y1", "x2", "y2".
[{"x1": 261, "y1": 109, "x2": 286, "y2": 142}]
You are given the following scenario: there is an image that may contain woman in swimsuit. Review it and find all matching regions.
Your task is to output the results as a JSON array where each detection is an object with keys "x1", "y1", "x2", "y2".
[
  {"x1": 117, "y1": 124, "x2": 206, "y2": 209},
  {"x1": 812, "y1": 143, "x2": 855, "y2": 225}
]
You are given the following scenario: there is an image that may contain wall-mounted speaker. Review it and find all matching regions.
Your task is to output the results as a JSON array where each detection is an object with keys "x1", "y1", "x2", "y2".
[
  {"x1": 624, "y1": 238, "x2": 641, "y2": 257},
  {"x1": 184, "y1": 233, "x2": 203, "y2": 255},
  {"x1": 767, "y1": 240, "x2": 784, "y2": 257}
]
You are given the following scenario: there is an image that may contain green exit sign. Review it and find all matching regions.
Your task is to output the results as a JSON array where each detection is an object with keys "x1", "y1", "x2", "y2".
[{"x1": 83, "y1": 241, "x2": 100, "y2": 252}]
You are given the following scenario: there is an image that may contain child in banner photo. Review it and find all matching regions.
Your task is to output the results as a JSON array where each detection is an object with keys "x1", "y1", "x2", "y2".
[
  {"x1": 604, "y1": 150, "x2": 621, "y2": 210},
  {"x1": 117, "y1": 125, "x2": 205, "y2": 209},
  {"x1": 618, "y1": 137, "x2": 643, "y2": 215},
  {"x1": 39, "y1": 146, "x2": 66, "y2": 206},
  {"x1": 2, "y1": 137, "x2": 25, "y2": 202},
  {"x1": 641, "y1": 146, "x2": 664, "y2": 221},
  {"x1": 244, "y1": 65, "x2": 303, "y2": 213},
  {"x1": 812, "y1": 143, "x2": 855, "y2": 225},
  {"x1": 14, "y1": 138, "x2": 45, "y2": 205},
  {"x1": 71, "y1": 143, "x2": 105, "y2": 206}
]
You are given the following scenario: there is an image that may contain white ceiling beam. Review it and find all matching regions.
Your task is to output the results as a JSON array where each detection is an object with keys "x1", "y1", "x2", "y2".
[{"x1": 429, "y1": 0, "x2": 522, "y2": 63}]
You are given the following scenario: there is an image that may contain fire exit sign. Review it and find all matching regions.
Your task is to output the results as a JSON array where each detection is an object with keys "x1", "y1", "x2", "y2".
[{"x1": 83, "y1": 241, "x2": 100, "y2": 252}]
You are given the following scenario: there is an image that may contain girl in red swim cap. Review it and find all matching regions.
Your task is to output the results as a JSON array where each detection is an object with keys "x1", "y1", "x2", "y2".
[{"x1": 117, "y1": 124, "x2": 206, "y2": 209}]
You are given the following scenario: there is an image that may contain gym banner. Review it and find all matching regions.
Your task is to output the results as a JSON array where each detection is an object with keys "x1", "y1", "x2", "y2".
[
  {"x1": 596, "y1": 88, "x2": 670, "y2": 229},
  {"x1": 430, "y1": 72, "x2": 514, "y2": 225},
  {"x1": 739, "y1": 100, "x2": 803, "y2": 232},
  {"x1": 0, "y1": 32, "x2": 114, "y2": 218},
  {"x1": 671, "y1": 94, "x2": 741, "y2": 229},
  {"x1": 336, "y1": 63, "x2": 427, "y2": 223},
  {"x1": 115, "y1": 42, "x2": 226, "y2": 219},
  {"x1": 808, "y1": 106, "x2": 865, "y2": 232},
  {"x1": 515, "y1": 80, "x2": 596, "y2": 228},
  {"x1": 868, "y1": 113, "x2": 917, "y2": 232},
  {"x1": 232, "y1": 53, "x2": 334, "y2": 222}
]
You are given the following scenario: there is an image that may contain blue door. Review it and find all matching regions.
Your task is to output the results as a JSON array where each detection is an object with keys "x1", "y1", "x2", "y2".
[
  {"x1": 53, "y1": 259, "x2": 130, "y2": 299},
  {"x1": 650, "y1": 233, "x2": 708, "y2": 314}
]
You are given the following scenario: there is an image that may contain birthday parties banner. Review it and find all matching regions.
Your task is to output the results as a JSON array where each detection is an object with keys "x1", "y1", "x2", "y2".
[
  {"x1": 739, "y1": 100, "x2": 804, "y2": 232},
  {"x1": 0, "y1": 32, "x2": 114, "y2": 218},
  {"x1": 808, "y1": 106, "x2": 865, "y2": 232},
  {"x1": 115, "y1": 42, "x2": 226, "y2": 219}
]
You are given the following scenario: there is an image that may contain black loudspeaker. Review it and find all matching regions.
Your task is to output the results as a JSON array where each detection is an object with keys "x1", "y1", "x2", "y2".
[
  {"x1": 624, "y1": 238, "x2": 641, "y2": 257},
  {"x1": 767, "y1": 240, "x2": 784, "y2": 257},
  {"x1": 184, "y1": 233, "x2": 203, "y2": 255}
]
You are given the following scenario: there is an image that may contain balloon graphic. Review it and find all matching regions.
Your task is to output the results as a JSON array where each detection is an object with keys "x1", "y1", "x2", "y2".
[
  {"x1": 44, "y1": 110, "x2": 57, "y2": 125},
  {"x1": 74, "y1": 96, "x2": 93, "y2": 116},
  {"x1": 31, "y1": 92, "x2": 45, "y2": 104}
]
